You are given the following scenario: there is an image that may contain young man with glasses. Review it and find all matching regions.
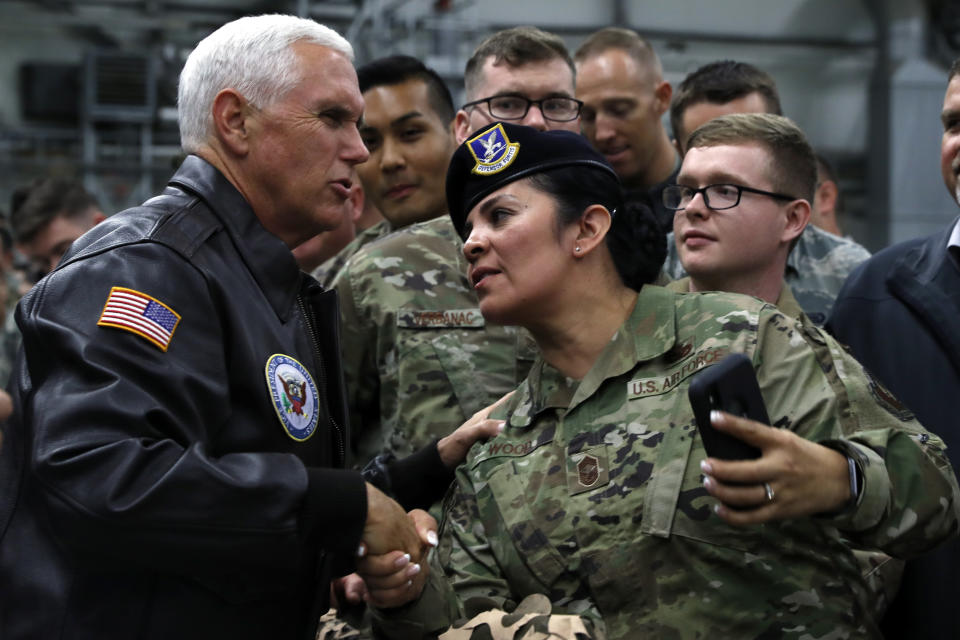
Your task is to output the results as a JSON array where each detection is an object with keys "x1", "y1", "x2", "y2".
[
  {"x1": 574, "y1": 28, "x2": 679, "y2": 229},
  {"x1": 455, "y1": 26, "x2": 581, "y2": 143},
  {"x1": 664, "y1": 112, "x2": 813, "y2": 314},
  {"x1": 663, "y1": 60, "x2": 871, "y2": 324}
]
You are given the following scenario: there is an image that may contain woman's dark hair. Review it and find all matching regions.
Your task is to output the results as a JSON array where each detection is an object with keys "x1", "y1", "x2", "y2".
[{"x1": 526, "y1": 165, "x2": 667, "y2": 291}]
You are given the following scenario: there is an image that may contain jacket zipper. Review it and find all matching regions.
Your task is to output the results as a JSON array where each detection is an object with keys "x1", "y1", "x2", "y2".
[{"x1": 297, "y1": 293, "x2": 345, "y2": 466}]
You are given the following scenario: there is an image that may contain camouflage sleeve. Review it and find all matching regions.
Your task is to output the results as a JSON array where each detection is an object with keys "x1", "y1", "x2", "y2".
[
  {"x1": 370, "y1": 464, "x2": 603, "y2": 639},
  {"x1": 754, "y1": 308, "x2": 960, "y2": 557},
  {"x1": 330, "y1": 258, "x2": 381, "y2": 464}
]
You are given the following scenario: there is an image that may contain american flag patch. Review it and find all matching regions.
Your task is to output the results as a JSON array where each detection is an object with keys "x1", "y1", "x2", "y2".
[{"x1": 97, "y1": 286, "x2": 181, "y2": 351}]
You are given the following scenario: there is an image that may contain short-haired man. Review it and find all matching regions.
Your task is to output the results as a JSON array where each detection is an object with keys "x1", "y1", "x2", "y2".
[
  {"x1": 575, "y1": 27, "x2": 679, "y2": 229},
  {"x1": 331, "y1": 51, "x2": 536, "y2": 473},
  {"x1": 456, "y1": 26, "x2": 582, "y2": 142},
  {"x1": 0, "y1": 15, "x2": 427, "y2": 639},
  {"x1": 828, "y1": 59, "x2": 960, "y2": 640},
  {"x1": 811, "y1": 153, "x2": 845, "y2": 236},
  {"x1": 11, "y1": 176, "x2": 106, "y2": 278},
  {"x1": 665, "y1": 113, "x2": 813, "y2": 318},
  {"x1": 0, "y1": 178, "x2": 106, "y2": 390},
  {"x1": 315, "y1": 55, "x2": 457, "y2": 287},
  {"x1": 662, "y1": 60, "x2": 871, "y2": 324}
]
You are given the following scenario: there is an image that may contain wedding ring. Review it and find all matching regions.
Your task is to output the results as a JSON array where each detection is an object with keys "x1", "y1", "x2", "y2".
[{"x1": 763, "y1": 481, "x2": 775, "y2": 502}]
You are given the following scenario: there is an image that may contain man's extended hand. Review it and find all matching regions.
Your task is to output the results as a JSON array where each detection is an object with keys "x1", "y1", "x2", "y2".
[
  {"x1": 356, "y1": 509, "x2": 438, "y2": 609},
  {"x1": 362, "y1": 483, "x2": 423, "y2": 560}
]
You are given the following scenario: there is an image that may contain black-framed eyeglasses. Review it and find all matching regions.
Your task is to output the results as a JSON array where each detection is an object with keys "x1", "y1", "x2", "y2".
[
  {"x1": 662, "y1": 183, "x2": 798, "y2": 211},
  {"x1": 461, "y1": 94, "x2": 583, "y2": 123}
]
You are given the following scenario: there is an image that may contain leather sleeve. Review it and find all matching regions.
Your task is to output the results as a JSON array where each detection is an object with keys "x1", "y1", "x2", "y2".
[{"x1": 18, "y1": 240, "x2": 366, "y2": 578}]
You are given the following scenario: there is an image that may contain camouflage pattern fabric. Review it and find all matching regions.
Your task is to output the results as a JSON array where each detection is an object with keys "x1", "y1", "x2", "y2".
[
  {"x1": 313, "y1": 219, "x2": 394, "y2": 290},
  {"x1": 665, "y1": 276, "x2": 806, "y2": 322},
  {"x1": 373, "y1": 285, "x2": 959, "y2": 639},
  {"x1": 316, "y1": 609, "x2": 363, "y2": 640},
  {"x1": 330, "y1": 215, "x2": 537, "y2": 466},
  {"x1": 663, "y1": 224, "x2": 871, "y2": 325},
  {"x1": 666, "y1": 276, "x2": 904, "y2": 620},
  {"x1": 0, "y1": 310, "x2": 21, "y2": 388},
  {"x1": 439, "y1": 594, "x2": 592, "y2": 640}
]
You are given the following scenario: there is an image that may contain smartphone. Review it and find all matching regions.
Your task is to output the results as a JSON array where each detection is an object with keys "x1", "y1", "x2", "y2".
[{"x1": 688, "y1": 353, "x2": 769, "y2": 460}]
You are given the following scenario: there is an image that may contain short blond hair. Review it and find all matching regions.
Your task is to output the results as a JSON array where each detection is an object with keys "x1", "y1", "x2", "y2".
[{"x1": 687, "y1": 113, "x2": 816, "y2": 203}]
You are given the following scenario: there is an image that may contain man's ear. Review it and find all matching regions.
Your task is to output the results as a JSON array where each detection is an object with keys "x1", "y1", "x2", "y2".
[
  {"x1": 454, "y1": 110, "x2": 473, "y2": 145},
  {"x1": 782, "y1": 199, "x2": 811, "y2": 245},
  {"x1": 814, "y1": 179, "x2": 839, "y2": 216},
  {"x1": 573, "y1": 204, "x2": 613, "y2": 257},
  {"x1": 211, "y1": 88, "x2": 252, "y2": 156},
  {"x1": 653, "y1": 80, "x2": 672, "y2": 116}
]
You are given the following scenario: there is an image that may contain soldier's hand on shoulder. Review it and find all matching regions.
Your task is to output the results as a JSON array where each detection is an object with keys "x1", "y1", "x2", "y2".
[{"x1": 438, "y1": 391, "x2": 512, "y2": 468}]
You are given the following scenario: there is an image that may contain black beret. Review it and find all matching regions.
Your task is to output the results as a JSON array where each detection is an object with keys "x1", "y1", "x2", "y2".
[{"x1": 445, "y1": 122, "x2": 618, "y2": 239}]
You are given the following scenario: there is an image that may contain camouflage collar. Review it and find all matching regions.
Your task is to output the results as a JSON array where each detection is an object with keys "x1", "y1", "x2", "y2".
[{"x1": 508, "y1": 285, "x2": 676, "y2": 429}]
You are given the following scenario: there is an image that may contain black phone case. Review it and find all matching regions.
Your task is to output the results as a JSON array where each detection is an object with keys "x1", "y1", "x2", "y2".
[{"x1": 688, "y1": 353, "x2": 769, "y2": 460}]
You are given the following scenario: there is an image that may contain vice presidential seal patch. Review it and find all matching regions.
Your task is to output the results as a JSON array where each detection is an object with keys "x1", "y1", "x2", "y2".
[
  {"x1": 265, "y1": 354, "x2": 319, "y2": 441},
  {"x1": 468, "y1": 123, "x2": 519, "y2": 175}
]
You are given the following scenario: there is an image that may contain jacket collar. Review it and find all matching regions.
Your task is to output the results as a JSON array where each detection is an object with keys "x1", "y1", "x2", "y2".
[
  {"x1": 168, "y1": 155, "x2": 302, "y2": 321},
  {"x1": 886, "y1": 216, "x2": 960, "y2": 371},
  {"x1": 509, "y1": 285, "x2": 676, "y2": 428}
]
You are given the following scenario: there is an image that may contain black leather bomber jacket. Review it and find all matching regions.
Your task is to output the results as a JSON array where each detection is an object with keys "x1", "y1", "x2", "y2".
[{"x1": 0, "y1": 156, "x2": 368, "y2": 640}]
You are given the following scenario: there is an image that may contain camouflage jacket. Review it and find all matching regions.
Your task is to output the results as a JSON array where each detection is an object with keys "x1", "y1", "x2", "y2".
[
  {"x1": 666, "y1": 277, "x2": 806, "y2": 321},
  {"x1": 663, "y1": 225, "x2": 871, "y2": 325},
  {"x1": 331, "y1": 215, "x2": 536, "y2": 467},
  {"x1": 375, "y1": 285, "x2": 959, "y2": 640},
  {"x1": 312, "y1": 219, "x2": 394, "y2": 290}
]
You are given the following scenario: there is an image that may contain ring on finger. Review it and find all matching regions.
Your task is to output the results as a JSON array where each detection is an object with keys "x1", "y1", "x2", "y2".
[{"x1": 763, "y1": 481, "x2": 775, "y2": 502}]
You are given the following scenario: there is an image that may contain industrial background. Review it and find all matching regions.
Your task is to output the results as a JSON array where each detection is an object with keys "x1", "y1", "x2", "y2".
[{"x1": 1, "y1": 0, "x2": 958, "y2": 251}]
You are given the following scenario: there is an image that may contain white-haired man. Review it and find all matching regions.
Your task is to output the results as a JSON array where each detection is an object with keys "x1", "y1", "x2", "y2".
[{"x1": 0, "y1": 15, "x2": 431, "y2": 639}]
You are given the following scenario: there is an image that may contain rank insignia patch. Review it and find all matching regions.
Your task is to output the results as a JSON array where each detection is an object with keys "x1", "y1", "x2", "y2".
[
  {"x1": 266, "y1": 354, "x2": 320, "y2": 441},
  {"x1": 566, "y1": 445, "x2": 609, "y2": 496},
  {"x1": 97, "y1": 286, "x2": 181, "y2": 351},
  {"x1": 468, "y1": 123, "x2": 520, "y2": 175}
]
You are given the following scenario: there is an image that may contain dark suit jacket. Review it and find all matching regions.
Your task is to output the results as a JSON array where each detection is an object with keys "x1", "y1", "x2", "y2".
[{"x1": 829, "y1": 217, "x2": 960, "y2": 639}]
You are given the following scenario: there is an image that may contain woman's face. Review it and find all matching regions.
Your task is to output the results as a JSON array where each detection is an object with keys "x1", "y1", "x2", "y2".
[{"x1": 461, "y1": 179, "x2": 576, "y2": 325}]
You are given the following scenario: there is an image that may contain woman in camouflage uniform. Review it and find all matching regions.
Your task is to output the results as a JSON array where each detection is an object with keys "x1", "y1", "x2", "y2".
[{"x1": 369, "y1": 122, "x2": 960, "y2": 640}]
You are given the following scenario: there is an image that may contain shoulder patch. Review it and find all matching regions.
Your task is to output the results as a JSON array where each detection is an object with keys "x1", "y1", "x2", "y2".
[
  {"x1": 468, "y1": 123, "x2": 520, "y2": 175},
  {"x1": 863, "y1": 366, "x2": 915, "y2": 422},
  {"x1": 97, "y1": 286, "x2": 181, "y2": 351},
  {"x1": 265, "y1": 354, "x2": 320, "y2": 441}
]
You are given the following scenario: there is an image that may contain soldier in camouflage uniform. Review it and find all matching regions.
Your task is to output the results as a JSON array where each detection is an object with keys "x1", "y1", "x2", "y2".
[
  {"x1": 335, "y1": 31, "x2": 584, "y2": 468},
  {"x1": 367, "y1": 123, "x2": 959, "y2": 639},
  {"x1": 663, "y1": 60, "x2": 870, "y2": 325}
]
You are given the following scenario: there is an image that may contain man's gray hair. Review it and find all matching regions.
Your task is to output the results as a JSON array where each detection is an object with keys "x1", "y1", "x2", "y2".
[{"x1": 178, "y1": 14, "x2": 353, "y2": 153}]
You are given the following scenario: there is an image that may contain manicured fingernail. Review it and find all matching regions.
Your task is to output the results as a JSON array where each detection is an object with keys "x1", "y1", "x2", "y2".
[
  {"x1": 497, "y1": 421, "x2": 505, "y2": 433},
  {"x1": 393, "y1": 553, "x2": 411, "y2": 568},
  {"x1": 405, "y1": 580, "x2": 413, "y2": 589},
  {"x1": 406, "y1": 563, "x2": 421, "y2": 577},
  {"x1": 700, "y1": 459, "x2": 713, "y2": 474},
  {"x1": 427, "y1": 530, "x2": 439, "y2": 547},
  {"x1": 714, "y1": 504, "x2": 724, "y2": 516},
  {"x1": 356, "y1": 543, "x2": 366, "y2": 558},
  {"x1": 711, "y1": 410, "x2": 722, "y2": 424},
  {"x1": 702, "y1": 475, "x2": 714, "y2": 490}
]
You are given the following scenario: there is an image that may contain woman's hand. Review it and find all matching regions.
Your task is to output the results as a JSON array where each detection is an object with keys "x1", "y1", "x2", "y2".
[
  {"x1": 355, "y1": 509, "x2": 438, "y2": 609},
  {"x1": 699, "y1": 410, "x2": 851, "y2": 525}
]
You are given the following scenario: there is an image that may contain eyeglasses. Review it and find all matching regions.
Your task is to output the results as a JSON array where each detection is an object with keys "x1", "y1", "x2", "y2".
[
  {"x1": 461, "y1": 94, "x2": 584, "y2": 123},
  {"x1": 662, "y1": 183, "x2": 798, "y2": 211}
]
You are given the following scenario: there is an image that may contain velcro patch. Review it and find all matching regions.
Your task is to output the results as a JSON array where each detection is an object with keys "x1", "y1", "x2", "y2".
[
  {"x1": 397, "y1": 309, "x2": 485, "y2": 329},
  {"x1": 627, "y1": 347, "x2": 728, "y2": 399},
  {"x1": 97, "y1": 286, "x2": 180, "y2": 351}
]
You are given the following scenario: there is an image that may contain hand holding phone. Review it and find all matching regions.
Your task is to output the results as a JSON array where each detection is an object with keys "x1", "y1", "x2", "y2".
[{"x1": 688, "y1": 353, "x2": 770, "y2": 460}]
